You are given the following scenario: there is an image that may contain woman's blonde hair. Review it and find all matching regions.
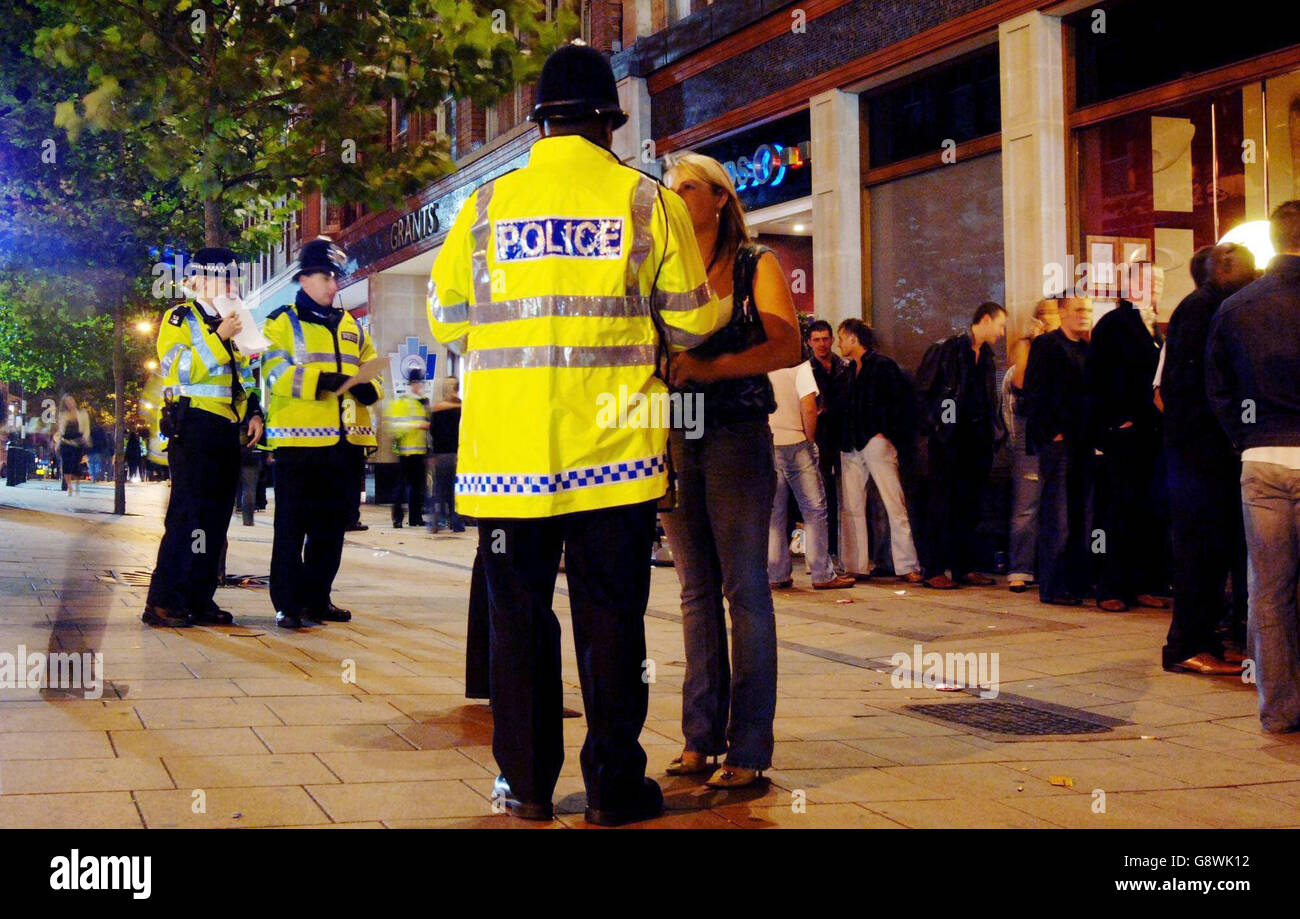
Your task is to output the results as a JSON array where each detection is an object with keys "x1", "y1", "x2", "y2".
[{"x1": 663, "y1": 151, "x2": 751, "y2": 271}]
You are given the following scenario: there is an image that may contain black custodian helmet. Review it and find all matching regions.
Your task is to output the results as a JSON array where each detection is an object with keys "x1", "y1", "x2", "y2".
[
  {"x1": 295, "y1": 238, "x2": 348, "y2": 281},
  {"x1": 528, "y1": 40, "x2": 628, "y2": 129}
]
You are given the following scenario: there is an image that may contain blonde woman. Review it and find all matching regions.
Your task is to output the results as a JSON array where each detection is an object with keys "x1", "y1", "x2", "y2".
[
  {"x1": 57, "y1": 394, "x2": 90, "y2": 496},
  {"x1": 659, "y1": 152, "x2": 801, "y2": 788}
]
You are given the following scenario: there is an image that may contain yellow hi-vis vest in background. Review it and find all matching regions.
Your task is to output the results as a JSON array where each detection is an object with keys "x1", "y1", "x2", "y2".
[
  {"x1": 427, "y1": 134, "x2": 727, "y2": 519},
  {"x1": 157, "y1": 300, "x2": 256, "y2": 423},
  {"x1": 385, "y1": 394, "x2": 429, "y2": 455},
  {"x1": 262, "y1": 304, "x2": 382, "y2": 448}
]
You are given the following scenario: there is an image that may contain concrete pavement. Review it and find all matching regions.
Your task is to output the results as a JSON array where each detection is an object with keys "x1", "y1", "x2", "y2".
[{"x1": 0, "y1": 477, "x2": 1296, "y2": 828}]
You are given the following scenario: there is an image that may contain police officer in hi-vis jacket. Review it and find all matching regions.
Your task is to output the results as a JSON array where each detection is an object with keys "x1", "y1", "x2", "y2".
[
  {"x1": 384, "y1": 369, "x2": 430, "y2": 528},
  {"x1": 428, "y1": 41, "x2": 727, "y2": 826},
  {"x1": 143, "y1": 247, "x2": 262, "y2": 628},
  {"x1": 262, "y1": 239, "x2": 383, "y2": 630}
]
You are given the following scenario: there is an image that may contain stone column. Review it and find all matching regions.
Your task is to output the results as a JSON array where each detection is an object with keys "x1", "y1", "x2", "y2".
[
  {"x1": 811, "y1": 89, "x2": 864, "y2": 326},
  {"x1": 999, "y1": 11, "x2": 1068, "y2": 337},
  {"x1": 614, "y1": 75, "x2": 656, "y2": 176}
]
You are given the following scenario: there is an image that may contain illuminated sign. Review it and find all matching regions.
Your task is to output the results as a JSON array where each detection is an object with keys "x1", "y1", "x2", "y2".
[{"x1": 723, "y1": 141, "x2": 810, "y2": 193}]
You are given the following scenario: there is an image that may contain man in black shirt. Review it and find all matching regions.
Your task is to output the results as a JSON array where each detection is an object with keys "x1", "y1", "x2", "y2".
[
  {"x1": 916, "y1": 302, "x2": 1007, "y2": 589},
  {"x1": 808, "y1": 320, "x2": 851, "y2": 567},
  {"x1": 1160, "y1": 244, "x2": 1255, "y2": 673},
  {"x1": 1087, "y1": 273, "x2": 1165, "y2": 612},
  {"x1": 1022, "y1": 297, "x2": 1091, "y2": 605}
]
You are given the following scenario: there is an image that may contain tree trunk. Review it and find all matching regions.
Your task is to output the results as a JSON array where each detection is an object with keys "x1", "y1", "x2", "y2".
[
  {"x1": 112, "y1": 304, "x2": 126, "y2": 515},
  {"x1": 204, "y1": 198, "x2": 223, "y2": 247}
]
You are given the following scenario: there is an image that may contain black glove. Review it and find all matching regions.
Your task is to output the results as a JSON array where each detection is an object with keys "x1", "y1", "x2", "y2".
[
  {"x1": 244, "y1": 390, "x2": 263, "y2": 420},
  {"x1": 316, "y1": 372, "x2": 349, "y2": 398},
  {"x1": 351, "y1": 382, "x2": 379, "y2": 406}
]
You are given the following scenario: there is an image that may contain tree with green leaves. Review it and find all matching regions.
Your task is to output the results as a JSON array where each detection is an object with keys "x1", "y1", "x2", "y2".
[{"x1": 37, "y1": 0, "x2": 576, "y2": 248}]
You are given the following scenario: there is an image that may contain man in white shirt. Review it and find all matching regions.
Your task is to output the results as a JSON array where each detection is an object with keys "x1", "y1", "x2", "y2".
[{"x1": 767, "y1": 358, "x2": 854, "y2": 590}]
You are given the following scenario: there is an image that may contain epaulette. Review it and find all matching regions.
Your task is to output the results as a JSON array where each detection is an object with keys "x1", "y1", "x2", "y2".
[
  {"x1": 266, "y1": 304, "x2": 292, "y2": 321},
  {"x1": 167, "y1": 303, "x2": 191, "y2": 327}
]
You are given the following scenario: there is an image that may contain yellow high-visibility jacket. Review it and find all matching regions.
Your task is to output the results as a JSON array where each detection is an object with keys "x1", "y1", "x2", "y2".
[
  {"x1": 385, "y1": 394, "x2": 429, "y2": 456},
  {"x1": 262, "y1": 302, "x2": 382, "y2": 448},
  {"x1": 157, "y1": 300, "x2": 257, "y2": 423},
  {"x1": 427, "y1": 134, "x2": 726, "y2": 518}
]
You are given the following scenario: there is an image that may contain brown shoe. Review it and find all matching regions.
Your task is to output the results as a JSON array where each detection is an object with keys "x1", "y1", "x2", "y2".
[
  {"x1": 1136, "y1": 594, "x2": 1171, "y2": 609},
  {"x1": 769, "y1": 579, "x2": 794, "y2": 590},
  {"x1": 923, "y1": 574, "x2": 958, "y2": 590},
  {"x1": 813, "y1": 574, "x2": 855, "y2": 590},
  {"x1": 958, "y1": 572, "x2": 995, "y2": 586},
  {"x1": 1165, "y1": 652, "x2": 1244, "y2": 675},
  {"x1": 899, "y1": 571, "x2": 924, "y2": 584},
  {"x1": 1222, "y1": 648, "x2": 1248, "y2": 664},
  {"x1": 1098, "y1": 599, "x2": 1129, "y2": 612}
]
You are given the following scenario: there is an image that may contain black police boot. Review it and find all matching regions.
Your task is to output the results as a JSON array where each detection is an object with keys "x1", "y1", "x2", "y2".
[
  {"x1": 491, "y1": 775, "x2": 554, "y2": 821},
  {"x1": 304, "y1": 603, "x2": 351, "y2": 623},
  {"x1": 275, "y1": 611, "x2": 306, "y2": 630},
  {"x1": 584, "y1": 777, "x2": 664, "y2": 827},
  {"x1": 189, "y1": 604, "x2": 235, "y2": 626},
  {"x1": 142, "y1": 605, "x2": 191, "y2": 628}
]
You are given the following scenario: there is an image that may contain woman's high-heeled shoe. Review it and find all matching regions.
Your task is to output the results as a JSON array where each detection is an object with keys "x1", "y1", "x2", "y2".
[
  {"x1": 665, "y1": 752, "x2": 715, "y2": 776},
  {"x1": 705, "y1": 765, "x2": 762, "y2": 788}
]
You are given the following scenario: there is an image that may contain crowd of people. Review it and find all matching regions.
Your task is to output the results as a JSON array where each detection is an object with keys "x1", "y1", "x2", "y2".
[{"x1": 119, "y1": 43, "x2": 1300, "y2": 826}]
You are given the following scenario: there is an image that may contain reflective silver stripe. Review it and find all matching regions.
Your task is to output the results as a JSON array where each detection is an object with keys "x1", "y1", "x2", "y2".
[
  {"x1": 625, "y1": 176, "x2": 659, "y2": 295},
  {"x1": 177, "y1": 350, "x2": 194, "y2": 384},
  {"x1": 264, "y1": 361, "x2": 288, "y2": 388},
  {"x1": 186, "y1": 312, "x2": 225, "y2": 375},
  {"x1": 468, "y1": 344, "x2": 655, "y2": 371},
  {"x1": 472, "y1": 294, "x2": 651, "y2": 325},
  {"x1": 661, "y1": 326, "x2": 712, "y2": 349},
  {"x1": 471, "y1": 182, "x2": 496, "y2": 307},
  {"x1": 655, "y1": 282, "x2": 712, "y2": 312},
  {"x1": 291, "y1": 367, "x2": 304, "y2": 399},
  {"x1": 159, "y1": 344, "x2": 187, "y2": 377},
  {"x1": 286, "y1": 309, "x2": 307, "y2": 364},
  {"x1": 172, "y1": 384, "x2": 233, "y2": 399},
  {"x1": 431, "y1": 298, "x2": 469, "y2": 325},
  {"x1": 303, "y1": 351, "x2": 358, "y2": 366}
]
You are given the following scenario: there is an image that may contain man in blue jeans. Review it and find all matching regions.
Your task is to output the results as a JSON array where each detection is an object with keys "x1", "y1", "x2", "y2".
[
  {"x1": 1207, "y1": 200, "x2": 1300, "y2": 732},
  {"x1": 767, "y1": 358, "x2": 854, "y2": 590}
]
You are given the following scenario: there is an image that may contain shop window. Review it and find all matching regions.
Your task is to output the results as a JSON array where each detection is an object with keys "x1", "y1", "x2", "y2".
[
  {"x1": 1074, "y1": 72, "x2": 1300, "y2": 315},
  {"x1": 865, "y1": 48, "x2": 1000, "y2": 170},
  {"x1": 1071, "y1": 0, "x2": 1298, "y2": 110},
  {"x1": 869, "y1": 153, "x2": 1006, "y2": 377}
]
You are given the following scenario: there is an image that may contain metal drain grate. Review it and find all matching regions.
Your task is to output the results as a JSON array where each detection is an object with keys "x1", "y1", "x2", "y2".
[{"x1": 905, "y1": 702, "x2": 1112, "y2": 735}]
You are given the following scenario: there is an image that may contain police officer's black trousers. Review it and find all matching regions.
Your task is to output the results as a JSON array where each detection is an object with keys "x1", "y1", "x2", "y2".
[
  {"x1": 477, "y1": 500, "x2": 657, "y2": 809},
  {"x1": 391, "y1": 454, "x2": 426, "y2": 526},
  {"x1": 145, "y1": 409, "x2": 240, "y2": 612},
  {"x1": 270, "y1": 442, "x2": 359, "y2": 615},
  {"x1": 465, "y1": 549, "x2": 491, "y2": 700}
]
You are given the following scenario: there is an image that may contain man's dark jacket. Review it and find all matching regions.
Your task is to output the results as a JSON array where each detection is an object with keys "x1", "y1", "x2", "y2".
[
  {"x1": 915, "y1": 331, "x2": 1003, "y2": 447},
  {"x1": 840, "y1": 350, "x2": 916, "y2": 455},
  {"x1": 1022, "y1": 328, "x2": 1089, "y2": 454},
  {"x1": 811, "y1": 352, "x2": 852, "y2": 465},
  {"x1": 1161, "y1": 284, "x2": 1230, "y2": 450},
  {"x1": 1207, "y1": 254, "x2": 1300, "y2": 451},
  {"x1": 1085, "y1": 299, "x2": 1160, "y2": 444}
]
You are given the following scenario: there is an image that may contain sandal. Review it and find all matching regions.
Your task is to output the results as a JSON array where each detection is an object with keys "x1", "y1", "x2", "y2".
[
  {"x1": 705, "y1": 765, "x2": 762, "y2": 789},
  {"x1": 666, "y1": 752, "x2": 715, "y2": 776}
]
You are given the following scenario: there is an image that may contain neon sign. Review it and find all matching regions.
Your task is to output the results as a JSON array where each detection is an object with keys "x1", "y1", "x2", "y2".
[{"x1": 723, "y1": 141, "x2": 810, "y2": 193}]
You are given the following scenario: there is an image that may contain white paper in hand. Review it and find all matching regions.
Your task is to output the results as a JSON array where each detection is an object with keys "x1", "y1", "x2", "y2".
[{"x1": 213, "y1": 295, "x2": 271, "y2": 354}]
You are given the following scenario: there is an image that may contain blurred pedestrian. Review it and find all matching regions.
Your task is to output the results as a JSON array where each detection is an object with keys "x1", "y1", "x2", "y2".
[
  {"x1": 56, "y1": 394, "x2": 89, "y2": 496},
  {"x1": 384, "y1": 370, "x2": 430, "y2": 529}
]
